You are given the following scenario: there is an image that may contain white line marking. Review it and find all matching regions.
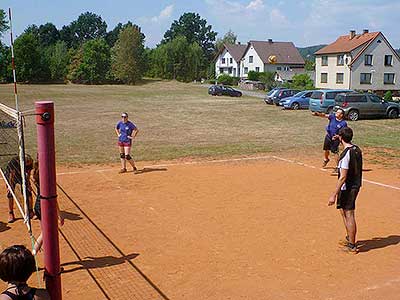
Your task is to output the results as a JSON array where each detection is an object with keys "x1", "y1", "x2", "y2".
[{"x1": 54, "y1": 155, "x2": 400, "y2": 191}]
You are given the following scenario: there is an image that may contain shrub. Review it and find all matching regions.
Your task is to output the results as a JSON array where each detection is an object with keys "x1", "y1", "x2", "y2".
[
  {"x1": 217, "y1": 74, "x2": 239, "y2": 86},
  {"x1": 384, "y1": 90, "x2": 393, "y2": 101},
  {"x1": 247, "y1": 71, "x2": 260, "y2": 81}
]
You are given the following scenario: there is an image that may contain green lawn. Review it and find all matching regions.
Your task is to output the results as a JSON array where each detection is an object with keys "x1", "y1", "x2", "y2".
[{"x1": 0, "y1": 81, "x2": 399, "y2": 166}]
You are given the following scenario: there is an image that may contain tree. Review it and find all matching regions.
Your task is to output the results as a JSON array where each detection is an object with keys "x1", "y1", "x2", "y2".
[
  {"x1": 111, "y1": 25, "x2": 145, "y2": 84},
  {"x1": 215, "y1": 30, "x2": 237, "y2": 52},
  {"x1": 304, "y1": 59, "x2": 315, "y2": 71},
  {"x1": 150, "y1": 36, "x2": 203, "y2": 82},
  {"x1": 13, "y1": 32, "x2": 42, "y2": 82},
  {"x1": 105, "y1": 22, "x2": 144, "y2": 47},
  {"x1": 38, "y1": 23, "x2": 60, "y2": 47},
  {"x1": 61, "y1": 12, "x2": 107, "y2": 48},
  {"x1": 290, "y1": 73, "x2": 314, "y2": 90},
  {"x1": 258, "y1": 72, "x2": 276, "y2": 90},
  {"x1": 68, "y1": 38, "x2": 110, "y2": 83},
  {"x1": 0, "y1": 9, "x2": 9, "y2": 38},
  {"x1": 48, "y1": 41, "x2": 69, "y2": 81},
  {"x1": 0, "y1": 43, "x2": 11, "y2": 82},
  {"x1": 162, "y1": 12, "x2": 217, "y2": 61}
]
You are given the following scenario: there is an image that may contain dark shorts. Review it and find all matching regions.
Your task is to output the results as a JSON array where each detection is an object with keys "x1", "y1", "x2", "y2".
[
  {"x1": 323, "y1": 135, "x2": 340, "y2": 153},
  {"x1": 337, "y1": 188, "x2": 359, "y2": 210},
  {"x1": 118, "y1": 141, "x2": 131, "y2": 147}
]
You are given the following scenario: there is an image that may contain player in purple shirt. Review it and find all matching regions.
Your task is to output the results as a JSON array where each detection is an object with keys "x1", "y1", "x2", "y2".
[
  {"x1": 115, "y1": 112, "x2": 139, "y2": 173},
  {"x1": 312, "y1": 109, "x2": 347, "y2": 174}
]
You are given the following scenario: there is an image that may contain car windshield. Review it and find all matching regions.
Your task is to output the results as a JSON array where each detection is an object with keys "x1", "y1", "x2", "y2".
[{"x1": 267, "y1": 89, "x2": 277, "y2": 96}]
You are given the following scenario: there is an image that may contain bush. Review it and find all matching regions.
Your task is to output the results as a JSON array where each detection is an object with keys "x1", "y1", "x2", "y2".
[
  {"x1": 247, "y1": 71, "x2": 260, "y2": 81},
  {"x1": 384, "y1": 91, "x2": 393, "y2": 101},
  {"x1": 217, "y1": 74, "x2": 239, "y2": 86}
]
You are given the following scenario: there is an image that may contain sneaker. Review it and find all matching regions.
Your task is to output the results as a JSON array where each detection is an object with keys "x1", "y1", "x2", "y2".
[
  {"x1": 8, "y1": 212, "x2": 15, "y2": 223},
  {"x1": 331, "y1": 168, "x2": 339, "y2": 176},
  {"x1": 342, "y1": 243, "x2": 358, "y2": 254},
  {"x1": 322, "y1": 159, "x2": 330, "y2": 168},
  {"x1": 118, "y1": 168, "x2": 127, "y2": 174}
]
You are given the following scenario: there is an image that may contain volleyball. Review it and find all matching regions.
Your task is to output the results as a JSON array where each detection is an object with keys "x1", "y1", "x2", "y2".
[{"x1": 268, "y1": 55, "x2": 277, "y2": 64}]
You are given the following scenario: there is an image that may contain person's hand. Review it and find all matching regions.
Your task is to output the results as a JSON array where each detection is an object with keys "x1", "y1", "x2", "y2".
[
  {"x1": 332, "y1": 134, "x2": 338, "y2": 140},
  {"x1": 328, "y1": 194, "x2": 336, "y2": 206}
]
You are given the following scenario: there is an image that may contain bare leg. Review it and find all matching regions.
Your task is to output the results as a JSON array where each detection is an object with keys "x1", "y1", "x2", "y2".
[
  {"x1": 124, "y1": 146, "x2": 137, "y2": 171},
  {"x1": 324, "y1": 150, "x2": 330, "y2": 161},
  {"x1": 339, "y1": 209, "x2": 349, "y2": 238},
  {"x1": 344, "y1": 210, "x2": 357, "y2": 245},
  {"x1": 8, "y1": 197, "x2": 15, "y2": 222},
  {"x1": 33, "y1": 233, "x2": 43, "y2": 255},
  {"x1": 119, "y1": 146, "x2": 126, "y2": 170}
]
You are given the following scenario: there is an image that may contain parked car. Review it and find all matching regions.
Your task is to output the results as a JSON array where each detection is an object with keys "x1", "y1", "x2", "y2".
[
  {"x1": 279, "y1": 90, "x2": 313, "y2": 110},
  {"x1": 264, "y1": 89, "x2": 300, "y2": 105},
  {"x1": 309, "y1": 89, "x2": 352, "y2": 113},
  {"x1": 334, "y1": 92, "x2": 400, "y2": 121},
  {"x1": 208, "y1": 85, "x2": 242, "y2": 97}
]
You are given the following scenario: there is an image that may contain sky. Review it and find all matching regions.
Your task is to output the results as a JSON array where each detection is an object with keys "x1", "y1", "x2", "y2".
[{"x1": 1, "y1": 0, "x2": 400, "y2": 48}]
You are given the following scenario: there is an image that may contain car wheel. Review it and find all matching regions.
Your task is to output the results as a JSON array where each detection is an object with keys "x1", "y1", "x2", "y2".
[
  {"x1": 327, "y1": 107, "x2": 333, "y2": 114},
  {"x1": 348, "y1": 109, "x2": 359, "y2": 121},
  {"x1": 291, "y1": 102, "x2": 300, "y2": 110},
  {"x1": 387, "y1": 108, "x2": 399, "y2": 119}
]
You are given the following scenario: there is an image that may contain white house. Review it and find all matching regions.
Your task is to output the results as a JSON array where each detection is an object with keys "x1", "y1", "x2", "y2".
[
  {"x1": 240, "y1": 39, "x2": 305, "y2": 77},
  {"x1": 215, "y1": 43, "x2": 247, "y2": 77},
  {"x1": 315, "y1": 30, "x2": 400, "y2": 92}
]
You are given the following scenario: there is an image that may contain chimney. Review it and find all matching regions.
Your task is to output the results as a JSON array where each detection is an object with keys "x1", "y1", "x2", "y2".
[
  {"x1": 363, "y1": 29, "x2": 369, "y2": 34},
  {"x1": 268, "y1": 39, "x2": 273, "y2": 43},
  {"x1": 349, "y1": 30, "x2": 356, "y2": 39}
]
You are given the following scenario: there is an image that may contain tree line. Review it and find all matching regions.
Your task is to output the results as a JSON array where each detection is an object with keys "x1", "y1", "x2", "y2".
[{"x1": 0, "y1": 9, "x2": 225, "y2": 84}]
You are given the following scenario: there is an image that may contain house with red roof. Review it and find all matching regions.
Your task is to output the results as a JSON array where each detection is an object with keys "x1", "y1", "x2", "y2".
[{"x1": 315, "y1": 30, "x2": 400, "y2": 92}]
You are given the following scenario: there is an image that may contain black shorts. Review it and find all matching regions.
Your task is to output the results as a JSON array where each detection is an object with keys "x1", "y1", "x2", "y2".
[
  {"x1": 337, "y1": 188, "x2": 359, "y2": 210},
  {"x1": 323, "y1": 135, "x2": 340, "y2": 153},
  {"x1": 6, "y1": 180, "x2": 32, "y2": 199}
]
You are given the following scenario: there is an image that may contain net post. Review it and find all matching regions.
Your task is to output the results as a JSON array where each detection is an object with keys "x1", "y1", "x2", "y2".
[{"x1": 35, "y1": 101, "x2": 62, "y2": 300}]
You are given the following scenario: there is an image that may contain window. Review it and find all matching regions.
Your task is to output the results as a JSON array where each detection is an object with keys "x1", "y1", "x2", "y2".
[
  {"x1": 244, "y1": 67, "x2": 248, "y2": 74},
  {"x1": 321, "y1": 73, "x2": 328, "y2": 83},
  {"x1": 249, "y1": 56, "x2": 253, "y2": 63},
  {"x1": 230, "y1": 58, "x2": 233, "y2": 64},
  {"x1": 255, "y1": 67, "x2": 260, "y2": 72},
  {"x1": 222, "y1": 58, "x2": 226, "y2": 64},
  {"x1": 284, "y1": 66, "x2": 290, "y2": 71},
  {"x1": 322, "y1": 56, "x2": 328, "y2": 66},
  {"x1": 277, "y1": 66, "x2": 282, "y2": 70},
  {"x1": 233, "y1": 68, "x2": 236, "y2": 75},
  {"x1": 364, "y1": 55, "x2": 373, "y2": 66},
  {"x1": 345, "y1": 95, "x2": 367, "y2": 103},
  {"x1": 384, "y1": 55, "x2": 393, "y2": 66},
  {"x1": 337, "y1": 55, "x2": 344, "y2": 66},
  {"x1": 360, "y1": 73, "x2": 372, "y2": 84},
  {"x1": 370, "y1": 95, "x2": 382, "y2": 103},
  {"x1": 384, "y1": 73, "x2": 395, "y2": 84},
  {"x1": 336, "y1": 73, "x2": 344, "y2": 84}
]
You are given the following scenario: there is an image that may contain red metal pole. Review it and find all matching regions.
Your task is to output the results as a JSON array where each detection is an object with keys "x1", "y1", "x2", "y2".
[{"x1": 35, "y1": 101, "x2": 62, "y2": 300}]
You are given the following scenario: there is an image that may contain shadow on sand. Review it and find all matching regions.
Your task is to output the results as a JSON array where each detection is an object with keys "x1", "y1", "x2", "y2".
[
  {"x1": 357, "y1": 235, "x2": 400, "y2": 253},
  {"x1": 60, "y1": 210, "x2": 83, "y2": 221},
  {"x1": 134, "y1": 167, "x2": 167, "y2": 175},
  {"x1": 0, "y1": 221, "x2": 11, "y2": 233},
  {"x1": 61, "y1": 253, "x2": 139, "y2": 274}
]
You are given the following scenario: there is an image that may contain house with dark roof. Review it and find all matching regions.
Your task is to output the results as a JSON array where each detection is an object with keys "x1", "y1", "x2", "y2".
[
  {"x1": 315, "y1": 30, "x2": 400, "y2": 92},
  {"x1": 240, "y1": 39, "x2": 305, "y2": 77},
  {"x1": 215, "y1": 43, "x2": 247, "y2": 77}
]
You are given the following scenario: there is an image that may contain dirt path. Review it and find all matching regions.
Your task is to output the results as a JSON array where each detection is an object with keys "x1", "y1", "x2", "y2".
[{"x1": 1, "y1": 155, "x2": 399, "y2": 299}]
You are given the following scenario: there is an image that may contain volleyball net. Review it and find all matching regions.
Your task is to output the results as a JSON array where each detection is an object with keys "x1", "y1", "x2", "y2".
[{"x1": 0, "y1": 102, "x2": 33, "y2": 233}]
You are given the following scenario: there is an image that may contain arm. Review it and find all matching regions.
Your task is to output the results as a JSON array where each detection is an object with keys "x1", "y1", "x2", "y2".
[
  {"x1": 115, "y1": 127, "x2": 121, "y2": 137},
  {"x1": 132, "y1": 128, "x2": 139, "y2": 138},
  {"x1": 57, "y1": 202, "x2": 64, "y2": 226},
  {"x1": 312, "y1": 112, "x2": 329, "y2": 118},
  {"x1": 328, "y1": 168, "x2": 348, "y2": 206}
]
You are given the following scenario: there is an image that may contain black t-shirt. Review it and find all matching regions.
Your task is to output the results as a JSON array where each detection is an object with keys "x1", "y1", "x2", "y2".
[{"x1": 338, "y1": 145, "x2": 363, "y2": 189}]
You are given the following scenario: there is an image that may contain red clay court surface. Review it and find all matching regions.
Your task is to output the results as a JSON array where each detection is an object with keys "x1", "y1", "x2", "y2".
[{"x1": 1, "y1": 154, "x2": 399, "y2": 300}]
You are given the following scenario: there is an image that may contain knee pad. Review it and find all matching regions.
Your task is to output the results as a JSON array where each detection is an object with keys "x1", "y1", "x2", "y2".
[
  {"x1": 126, "y1": 154, "x2": 132, "y2": 160},
  {"x1": 120, "y1": 153, "x2": 125, "y2": 159}
]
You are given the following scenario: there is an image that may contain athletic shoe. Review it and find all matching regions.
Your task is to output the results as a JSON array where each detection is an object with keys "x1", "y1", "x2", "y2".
[
  {"x1": 342, "y1": 243, "x2": 358, "y2": 254},
  {"x1": 338, "y1": 236, "x2": 350, "y2": 246},
  {"x1": 118, "y1": 168, "x2": 127, "y2": 174},
  {"x1": 331, "y1": 168, "x2": 339, "y2": 175},
  {"x1": 322, "y1": 159, "x2": 330, "y2": 168},
  {"x1": 8, "y1": 212, "x2": 15, "y2": 223}
]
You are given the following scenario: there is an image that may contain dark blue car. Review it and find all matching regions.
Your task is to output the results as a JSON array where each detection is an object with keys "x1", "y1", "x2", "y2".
[{"x1": 279, "y1": 90, "x2": 313, "y2": 110}]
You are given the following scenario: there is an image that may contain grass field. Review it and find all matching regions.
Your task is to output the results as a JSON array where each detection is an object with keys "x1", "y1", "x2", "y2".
[{"x1": 0, "y1": 80, "x2": 399, "y2": 166}]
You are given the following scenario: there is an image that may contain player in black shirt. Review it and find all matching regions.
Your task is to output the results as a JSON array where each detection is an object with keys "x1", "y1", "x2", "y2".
[{"x1": 328, "y1": 127, "x2": 362, "y2": 253}]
